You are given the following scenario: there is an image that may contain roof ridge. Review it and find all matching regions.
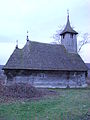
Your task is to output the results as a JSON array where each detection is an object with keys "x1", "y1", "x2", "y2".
[
  {"x1": 23, "y1": 40, "x2": 65, "y2": 48},
  {"x1": 28, "y1": 40, "x2": 62, "y2": 45}
]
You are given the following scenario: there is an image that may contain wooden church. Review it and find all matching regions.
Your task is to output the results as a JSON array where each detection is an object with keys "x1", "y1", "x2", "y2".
[{"x1": 3, "y1": 14, "x2": 88, "y2": 88}]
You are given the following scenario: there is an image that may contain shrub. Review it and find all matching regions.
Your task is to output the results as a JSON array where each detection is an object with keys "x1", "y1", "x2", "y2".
[{"x1": 0, "y1": 83, "x2": 41, "y2": 98}]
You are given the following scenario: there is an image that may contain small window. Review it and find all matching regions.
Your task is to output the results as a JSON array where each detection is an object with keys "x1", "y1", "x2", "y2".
[
  {"x1": 63, "y1": 34, "x2": 65, "y2": 39},
  {"x1": 70, "y1": 34, "x2": 73, "y2": 38},
  {"x1": 39, "y1": 73, "x2": 46, "y2": 78}
]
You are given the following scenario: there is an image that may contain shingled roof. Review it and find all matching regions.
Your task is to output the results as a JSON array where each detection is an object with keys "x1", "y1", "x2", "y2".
[
  {"x1": 60, "y1": 15, "x2": 78, "y2": 35},
  {"x1": 3, "y1": 41, "x2": 87, "y2": 71}
]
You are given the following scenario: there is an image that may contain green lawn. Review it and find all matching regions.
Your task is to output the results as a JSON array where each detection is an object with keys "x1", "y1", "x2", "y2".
[{"x1": 0, "y1": 88, "x2": 90, "y2": 120}]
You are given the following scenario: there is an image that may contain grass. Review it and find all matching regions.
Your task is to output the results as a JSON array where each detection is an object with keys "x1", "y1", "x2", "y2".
[{"x1": 0, "y1": 88, "x2": 90, "y2": 120}]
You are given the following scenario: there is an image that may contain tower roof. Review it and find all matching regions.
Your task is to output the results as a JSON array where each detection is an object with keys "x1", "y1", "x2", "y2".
[{"x1": 60, "y1": 14, "x2": 78, "y2": 35}]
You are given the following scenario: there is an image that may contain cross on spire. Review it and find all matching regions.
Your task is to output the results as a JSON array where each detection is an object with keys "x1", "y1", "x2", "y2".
[
  {"x1": 16, "y1": 40, "x2": 18, "y2": 49},
  {"x1": 26, "y1": 30, "x2": 29, "y2": 41},
  {"x1": 27, "y1": 30, "x2": 28, "y2": 34},
  {"x1": 67, "y1": 9, "x2": 69, "y2": 16}
]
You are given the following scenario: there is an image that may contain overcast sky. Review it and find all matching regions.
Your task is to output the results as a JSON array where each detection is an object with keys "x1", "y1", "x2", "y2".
[{"x1": 0, "y1": 0, "x2": 90, "y2": 65}]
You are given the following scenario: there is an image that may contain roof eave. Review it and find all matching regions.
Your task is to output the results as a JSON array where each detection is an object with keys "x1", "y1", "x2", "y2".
[
  {"x1": 60, "y1": 31, "x2": 78, "y2": 35},
  {"x1": 3, "y1": 67, "x2": 88, "y2": 72}
]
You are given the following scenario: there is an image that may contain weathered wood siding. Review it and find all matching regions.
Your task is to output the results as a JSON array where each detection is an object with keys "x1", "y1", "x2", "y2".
[
  {"x1": 5, "y1": 70, "x2": 87, "y2": 88},
  {"x1": 61, "y1": 33, "x2": 77, "y2": 53}
]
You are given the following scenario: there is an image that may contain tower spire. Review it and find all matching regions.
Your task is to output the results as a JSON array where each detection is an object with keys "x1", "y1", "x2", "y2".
[
  {"x1": 60, "y1": 10, "x2": 78, "y2": 35},
  {"x1": 26, "y1": 30, "x2": 29, "y2": 41},
  {"x1": 67, "y1": 9, "x2": 69, "y2": 22},
  {"x1": 67, "y1": 9, "x2": 69, "y2": 17},
  {"x1": 16, "y1": 40, "x2": 18, "y2": 49},
  {"x1": 60, "y1": 11, "x2": 78, "y2": 53}
]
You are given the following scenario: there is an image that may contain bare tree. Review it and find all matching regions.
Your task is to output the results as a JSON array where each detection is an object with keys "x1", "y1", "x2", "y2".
[
  {"x1": 78, "y1": 33, "x2": 90, "y2": 53},
  {"x1": 53, "y1": 25, "x2": 65, "y2": 44}
]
